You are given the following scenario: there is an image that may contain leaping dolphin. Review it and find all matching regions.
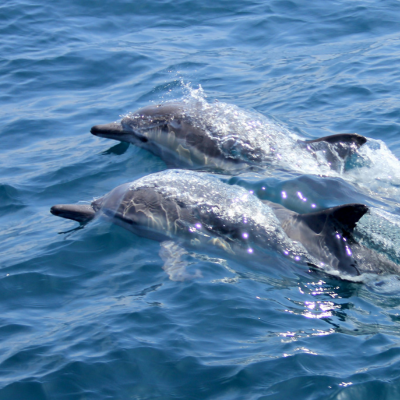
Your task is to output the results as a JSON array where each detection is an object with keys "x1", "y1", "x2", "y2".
[
  {"x1": 50, "y1": 170, "x2": 397, "y2": 280},
  {"x1": 91, "y1": 101, "x2": 367, "y2": 173}
]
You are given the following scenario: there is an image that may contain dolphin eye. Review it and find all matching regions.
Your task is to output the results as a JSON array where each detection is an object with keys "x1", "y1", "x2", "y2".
[{"x1": 139, "y1": 136, "x2": 148, "y2": 143}]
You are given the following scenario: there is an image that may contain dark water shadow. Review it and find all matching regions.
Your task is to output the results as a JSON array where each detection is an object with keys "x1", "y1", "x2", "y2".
[
  {"x1": 58, "y1": 224, "x2": 85, "y2": 238},
  {"x1": 102, "y1": 142, "x2": 130, "y2": 156}
]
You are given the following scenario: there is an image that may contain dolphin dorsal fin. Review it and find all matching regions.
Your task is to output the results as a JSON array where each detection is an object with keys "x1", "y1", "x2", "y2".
[
  {"x1": 304, "y1": 133, "x2": 367, "y2": 148},
  {"x1": 298, "y1": 204, "x2": 368, "y2": 236}
]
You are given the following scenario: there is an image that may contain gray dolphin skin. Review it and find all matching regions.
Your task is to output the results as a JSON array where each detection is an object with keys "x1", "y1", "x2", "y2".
[
  {"x1": 50, "y1": 170, "x2": 398, "y2": 279},
  {"x1": 91, "y1": 101, "x2": 367, "y2": 172}
]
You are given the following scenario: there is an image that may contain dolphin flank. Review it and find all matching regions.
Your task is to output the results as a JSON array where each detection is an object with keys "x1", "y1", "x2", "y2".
[{"x1": 50, "y1": 170, "x2": 398, "y2": 279}]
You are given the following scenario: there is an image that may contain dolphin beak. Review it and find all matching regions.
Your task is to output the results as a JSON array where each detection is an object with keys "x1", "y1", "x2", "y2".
[
  {"x1": 51, "y1": 204, "x2": 96, "y2": 224},
  {"x1": 91, "y1": 122, "x2": 125, "y2": 140}
]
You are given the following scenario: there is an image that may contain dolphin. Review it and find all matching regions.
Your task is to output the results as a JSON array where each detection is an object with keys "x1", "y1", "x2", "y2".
[
  {"x1": 50, "y1": 170, "x2": 398, "y2": 280},
  {"x1": 91, "y1": 101, "x2": 367, "y2": 173}
]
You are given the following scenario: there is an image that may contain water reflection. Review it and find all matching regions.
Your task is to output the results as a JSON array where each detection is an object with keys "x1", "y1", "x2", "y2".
[{"x1": 285, "y1": 280, "x2": 346, "y2": 320}]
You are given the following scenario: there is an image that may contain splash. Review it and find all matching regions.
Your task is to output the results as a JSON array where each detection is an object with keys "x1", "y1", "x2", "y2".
[
  {"x1": 345, "y1": 139, "x2": 400, "y2": 203},
  {"x1": 355, "y1": 208, "x2": 400, "y2": 265},
  {"x1": 177, "y1": 84, "x2": 400, "y2": 203}
]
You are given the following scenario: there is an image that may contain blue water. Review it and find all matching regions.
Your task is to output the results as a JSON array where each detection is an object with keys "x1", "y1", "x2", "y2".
[{"x1": 2, "y1": 0, "x2": 400, "y2": 398}]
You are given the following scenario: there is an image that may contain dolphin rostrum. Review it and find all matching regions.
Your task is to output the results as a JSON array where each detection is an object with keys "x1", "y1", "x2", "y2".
[
  {"x1": 50, "y1": 170, "x2": 398, "y2": 280},
  {"x1": 91, "y1": 101, "x2": 367, "y2": 173}
]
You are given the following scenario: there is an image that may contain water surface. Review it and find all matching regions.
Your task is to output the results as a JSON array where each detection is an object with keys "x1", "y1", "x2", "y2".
[{"x1": 2, "y1": 0, "x2": 400, "y2": 399}]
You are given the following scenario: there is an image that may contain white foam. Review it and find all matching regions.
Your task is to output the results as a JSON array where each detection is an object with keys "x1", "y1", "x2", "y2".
[
  {"x1": 180, "y1": 88, "x2": 334, "y2": 175},
  {"x1": 355, "y1": 208, "x2": 400, "y2": 264},
  {"x1": 178, "y1": 85, "x2": 400, "y2": 203},
  {"x1": 345, "y1": 139, "x2": 400, "y2": 202}
]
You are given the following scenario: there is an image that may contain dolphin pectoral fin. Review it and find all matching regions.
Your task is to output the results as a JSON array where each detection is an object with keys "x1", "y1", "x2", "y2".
[
  {"x1": 303, "y1": 133, "x2": 367, "y2": 148},
  {"x1": 299, "y1": 203, "x2": 369, "y2": 236},
  {"x1": 50, "y1": 204, "x2": 96, "y2": 224},
  {"x1": 91, "y1": 122, "x2": 125, "y2": 140},
  {"x1": 159, "y1": 241, "x2": 202, "y2": 281}
]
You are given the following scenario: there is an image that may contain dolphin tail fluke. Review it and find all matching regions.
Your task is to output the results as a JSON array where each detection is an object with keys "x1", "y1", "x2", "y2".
[
  {"x1": 303, "y1": 133, "x2": 367, "y2": 148},
  {"x1": 299, "y1": 203, "x2": 369, "y2": 236},
  {"x1": 50, "y1": 204, "x2": 96, "y2": 224}
]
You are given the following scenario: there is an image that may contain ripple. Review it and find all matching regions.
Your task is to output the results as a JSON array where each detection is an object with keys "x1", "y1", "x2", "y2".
[{"x1": 2, "y1": 0, "x2": 400, "y2": 398}]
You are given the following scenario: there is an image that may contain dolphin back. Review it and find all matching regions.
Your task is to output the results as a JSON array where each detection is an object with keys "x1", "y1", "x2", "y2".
[
  {"x1": 273, "y1": 203, "x2": 370, "y2": 276},
  {"x1": 294, "y1": 203, "x2": 400, "y2": 277}
]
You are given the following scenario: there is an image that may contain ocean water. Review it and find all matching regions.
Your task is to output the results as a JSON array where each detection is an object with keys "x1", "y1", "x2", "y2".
[{"x1": 2, "y1": 0, "x2": 400, "y2": 399}]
